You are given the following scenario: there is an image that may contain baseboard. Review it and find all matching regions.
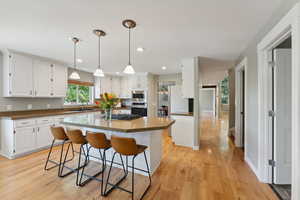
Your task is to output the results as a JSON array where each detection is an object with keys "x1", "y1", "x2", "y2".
[
  {"x1": 193, "y1": 146, "x2": 199, "y2": 150},
  {"x1": 245, "y1": 156, "x2": 259, "y2": 179}
]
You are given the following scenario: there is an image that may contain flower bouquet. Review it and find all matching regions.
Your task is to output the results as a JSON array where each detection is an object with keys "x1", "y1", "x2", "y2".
[{"x1": 95, "y1": 93, "x2": 119, "y2": 120}]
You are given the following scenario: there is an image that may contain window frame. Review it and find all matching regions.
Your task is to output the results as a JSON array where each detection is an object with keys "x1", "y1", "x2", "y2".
[{"x1": 64, "y1": 83, "x2": 94, "y2": 106}]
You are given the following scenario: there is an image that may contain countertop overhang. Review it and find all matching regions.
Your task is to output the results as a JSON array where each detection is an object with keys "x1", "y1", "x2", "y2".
[{"x1": 61, "y1": 113, "x2": 175, "y2": 133}]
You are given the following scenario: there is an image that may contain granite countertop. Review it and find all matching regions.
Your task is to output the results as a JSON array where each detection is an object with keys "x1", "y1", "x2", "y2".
[
  {"x1": 62, "y1": 113, "x2": 175, "y2": 133},
  {"x1": 170, "y1": 112, "x2": 194, "y2": 116},
  {"x1": 0, "y1": 107, "x2": 131, "y2": 120}
]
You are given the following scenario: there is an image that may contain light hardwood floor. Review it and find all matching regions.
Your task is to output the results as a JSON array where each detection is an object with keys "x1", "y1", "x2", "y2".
[{"x1": 0, "y1": 114, "x2": 278, "y2": 200}]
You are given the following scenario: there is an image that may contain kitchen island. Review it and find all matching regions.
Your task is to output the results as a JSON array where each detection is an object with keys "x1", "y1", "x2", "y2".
[{"x1": 61, "y1": 112, "x2": 175, "y2": 175}]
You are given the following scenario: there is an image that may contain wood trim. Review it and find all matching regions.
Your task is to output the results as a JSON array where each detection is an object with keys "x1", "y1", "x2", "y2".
[{"x1": 68, "y1": 80, "x2": 94, "y2": 86}]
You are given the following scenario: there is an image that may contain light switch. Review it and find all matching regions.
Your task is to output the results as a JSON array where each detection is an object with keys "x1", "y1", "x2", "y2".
[{"x1": 27, "y1": 104, "x2": 32, "y2": 110}]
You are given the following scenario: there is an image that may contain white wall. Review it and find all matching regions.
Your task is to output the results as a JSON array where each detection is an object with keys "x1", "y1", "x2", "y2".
[{"x1": 237, "y1": 0, "x2": 300, "y2": 170}]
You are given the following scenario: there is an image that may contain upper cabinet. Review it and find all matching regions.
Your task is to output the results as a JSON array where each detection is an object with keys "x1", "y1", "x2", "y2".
[
  {"x1": 33, "y1": 60, "x2": 52, "y2": 97},
  {"x1": 52, "y1": 64, "x2": 68, "y2": 97},
  {"x1": 181, "y1": 58, "x2": 195, "y2": 98},
  {"x1": 7, "y1": 53, "x2": 34, "y2": 97},
  {"x1": 2, "y1": 51, "x2": 68, "y2": 98}
]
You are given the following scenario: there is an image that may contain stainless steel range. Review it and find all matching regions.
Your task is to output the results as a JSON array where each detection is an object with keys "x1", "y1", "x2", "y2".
[{"x1": 131, "y1": 90, "x2": 147, "y2": 116}]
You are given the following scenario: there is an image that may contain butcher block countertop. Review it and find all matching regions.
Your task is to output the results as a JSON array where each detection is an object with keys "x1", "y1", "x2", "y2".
[
  {"x1": 62, "y1": 113, "x2": 175, "y2": 133},
  {"x1": 0, "y1": 107, "x2": 130, "y2": 120}
]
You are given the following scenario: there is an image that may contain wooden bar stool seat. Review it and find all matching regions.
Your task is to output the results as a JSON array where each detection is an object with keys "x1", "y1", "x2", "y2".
[
  {"x1": 104, "y1": 135, "x2": 151, "y2": 200},
  {"x1": 44, "y1": 126, "x2": 75, "y2": 177}
]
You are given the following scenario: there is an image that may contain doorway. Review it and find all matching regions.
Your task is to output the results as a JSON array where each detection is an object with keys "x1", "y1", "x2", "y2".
[
  {"x1": 235, "y1": 58, "x2": 247, "y2": 149},
  {"x1": 201, "y1": 85, "x2": 217, "y2": 117},
  {"x1": 269, "y1": 36, "x2": 292, "y2": 200}
]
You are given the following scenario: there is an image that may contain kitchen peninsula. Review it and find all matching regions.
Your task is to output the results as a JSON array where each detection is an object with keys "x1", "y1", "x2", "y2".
[{"x1": 61, "y1": 112, "x2": 175, "y2": 175}]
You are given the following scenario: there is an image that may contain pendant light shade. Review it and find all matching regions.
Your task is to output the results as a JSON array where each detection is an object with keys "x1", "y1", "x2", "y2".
[
  {"x1": 69, "y1": 71, "x2": 81, "y2": 80},
  {"x1": 94, "y1": 68, "x2": 105, "y2": 77},
  {"x1": 93, "y1": 29, "x2": 106, "y2": 77},
  {"x1": 122, "y1": 19, "x2": 136, "y2": 74},
  {"x1": 123, "y1": 64, "x2": 135, "y2": 74},
  {"x1": 69, "y1": 37, "x2": 80, "y2": 80}
]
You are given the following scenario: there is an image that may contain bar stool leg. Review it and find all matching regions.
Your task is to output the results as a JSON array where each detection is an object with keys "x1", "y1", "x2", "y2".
[
  {"x1": 59, "y1": 142, "x2": 75, "y2": 177},
  {"x1": 44, "y1": 139, "x2": 56, "y2": 170},
  {"x1": 132, "y1": 155, "x2": 137, "y2": 200},
  {"x1": 139, "y1": 151, "x2": 152, "y2": 200}
]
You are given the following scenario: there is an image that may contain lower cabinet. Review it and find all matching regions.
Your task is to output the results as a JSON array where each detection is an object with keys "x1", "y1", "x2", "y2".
[
  {"x1": 36, "y1": 124, "x2": 54, "y2": 149},
  {"x1": 0, "y1": 116, "x2": 65, "y2": 159},
  {"x1": 14, "y1": 127, "x2": 36, "y2": 154}
]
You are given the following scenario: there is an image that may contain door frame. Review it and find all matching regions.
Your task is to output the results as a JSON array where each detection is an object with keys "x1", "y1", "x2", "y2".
[
  {"x1": 257, "y1": 3, "x2": 300, "y2": 199},
  {"x1": 235, "y1": 58, "x2": 248, "y2": 149}
]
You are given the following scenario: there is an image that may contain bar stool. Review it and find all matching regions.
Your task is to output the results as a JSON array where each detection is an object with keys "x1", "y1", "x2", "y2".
[
  {"x1": 44, "y1": 126, "x2": 75, "y2": 177},
  {"x1": 63, "y1": 129, "x2": 89, "y2": 186},
  {"x1": 104, "y1": 135, "x2": 151, "y2": 200},
  {"x1": 81, "y1": 132, "x2": 112, "y2": 194}
]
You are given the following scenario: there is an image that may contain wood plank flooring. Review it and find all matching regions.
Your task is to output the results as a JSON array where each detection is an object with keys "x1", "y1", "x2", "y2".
[{"x1": 0, "y1": 114, "x2": 278, "y2": 200}]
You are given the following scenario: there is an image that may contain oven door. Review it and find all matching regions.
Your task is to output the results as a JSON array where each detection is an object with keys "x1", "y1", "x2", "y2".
[
  {"x1": 132, "y1": 93, "x2": 145, "y2": 99},
  {"x1": 131, "y1": 107, "x2": 147, "y2": 117}
]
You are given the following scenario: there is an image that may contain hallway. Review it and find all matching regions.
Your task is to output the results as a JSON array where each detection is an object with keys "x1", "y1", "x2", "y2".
[{"x1": 0, "y1": 114, "x2": 278, "y2": 200}]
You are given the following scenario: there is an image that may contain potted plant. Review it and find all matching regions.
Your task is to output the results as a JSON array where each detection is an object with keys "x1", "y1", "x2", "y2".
[{"x1": 96, "y1": 93, "x2": 119, "y2": 120}]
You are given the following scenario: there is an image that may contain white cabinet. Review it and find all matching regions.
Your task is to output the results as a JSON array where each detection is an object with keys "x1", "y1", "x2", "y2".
[
  {"x1": 111, "y1": 76, "x2": 121, "y2": 97},
  {"x1": 36, "y1": 124, "x2": 53, "y2": 149},
  {"x1": 7, "y1": 53, "x2": 34, "y2": 97},
  {"x1": 33, "y1": 60, "x2": 52, "y2": 97},
  {"x1": 182, "y1": 58, "x2": 195, "y2": 98},
  {"x1": 52, "y1": 64, "x2": 68, "y2": 97},
  {"x1": 120, "y1": 76, "x2": 131, "y2": 98},
  {"x1": 94, "y1": 77, "x2": 101, "y2": 99},
  {"x1": 14, "y1": 127, "x2": 36, "y2": 154},
  {"x1": 2, "y1": 50, "x2": 68, "y2": 98},
  {"x1": 101, "y1": 76, "x2": 112, "y2": 93}
]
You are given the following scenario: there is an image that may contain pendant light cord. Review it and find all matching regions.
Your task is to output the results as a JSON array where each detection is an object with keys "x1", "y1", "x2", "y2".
[
  {"x1": 128, "y1": 28, "x2": 131, "y2": 65},
  {"x1": 74, "y1": 41, "x2": 77, "y2": 70},
  {"x1": 98, "y1": 35, "x2": 101, "y2": 69}
]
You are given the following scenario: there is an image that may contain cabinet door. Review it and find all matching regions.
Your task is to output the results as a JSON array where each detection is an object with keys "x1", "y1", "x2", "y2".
[
  {"x1": 9, "y1": 53, "x2": 34, "y2": 97},
  {"x1": 111, "y1": 76, "x2": 121, "y2": 97},
  {"x1": 14, "y1": 127, "x2": 36, "y2": 154},
  {"x1": 36, "y1": 124, "x2": 53, "y2": 149},
  {"x1": 182, "y1": 59, "x2": 195, "y2": 98},
  {"x1": 94, "y1": 77, "x2": 101, "y2": 99},
  {"x1": 101, "y1": 76, "x2": 112, "y2": 93},
  {"x1": 52, "y1": 64, "x2": 68, "y2": 97},
  {"x1": 33, "y1": 60, "x2": 52, "y2": 97},
  {"x1": 120, "y1": 77, "x2": 129, "y2": 98}
]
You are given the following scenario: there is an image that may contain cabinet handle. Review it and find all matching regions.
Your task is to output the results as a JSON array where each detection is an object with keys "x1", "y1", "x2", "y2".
[
  {"x1": 30, "y1": 90, "x2": 33, "y2": 95},
  {"x1": 35, "y1": 91, "x2": 37, "y2": 96},
  {"x1": 33, "y1": 128, "x2": 35, "y2": 132}
]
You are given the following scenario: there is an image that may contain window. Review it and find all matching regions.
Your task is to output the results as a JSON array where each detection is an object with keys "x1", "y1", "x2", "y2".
[
  {"x1": 220, "y1": 77, "x2": 229, "y2": 105},
  {"x1": 64, "y1": 84, "x2": 94, "y2": 105}
]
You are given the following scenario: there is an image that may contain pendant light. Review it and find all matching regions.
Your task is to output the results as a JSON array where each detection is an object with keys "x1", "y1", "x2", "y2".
[
  {"x1": 69, "y1": 37, "x2": 81, "y2": 80},
  {"x1": 122, "y1": 19, "x2": 136, "y2": 74},
  {"x1": 93, "y1": 29, "x2": 106, "y2": 77}
]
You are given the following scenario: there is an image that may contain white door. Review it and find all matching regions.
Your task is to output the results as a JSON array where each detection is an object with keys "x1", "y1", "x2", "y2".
[
  {"x1": 273, "y1": 49, "x2": 292, "y2": 184},
  {"x1": 33, "y1": 60, "x2": 52, "y2": 97},
  {"x1": 52, "y1": 64, "x2": 68, "y2": 97},
  {"x1": 14, "y1": 127, "x2": 36, "y2": 154},
  {"x1": 9, "y1": 53, "x2": 34, "y2": 97},
  {"x1": 36, "y1": 124, "x2": 53, "y2": 148}
]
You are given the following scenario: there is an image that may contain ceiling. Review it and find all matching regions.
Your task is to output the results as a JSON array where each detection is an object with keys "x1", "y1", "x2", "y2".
[{"x1": 0, "y1": 0, "x2": 282, "y2": 75}]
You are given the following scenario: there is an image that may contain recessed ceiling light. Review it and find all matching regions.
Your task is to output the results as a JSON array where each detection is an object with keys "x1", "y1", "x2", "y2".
[
  {"x1": 162, "y1": 66, "x2": 167, "y2": 70},
  {"x1": 136, "y1": 47, "x2": 144, "y2": 52},
  {"x1": 77, "y1": 58, "x2": 83, "y2": 63}
]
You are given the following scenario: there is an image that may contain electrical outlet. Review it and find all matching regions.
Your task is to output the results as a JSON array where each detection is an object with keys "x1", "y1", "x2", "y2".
[
  {"x1": 47, "y1": 104, "x2": 51, "y2": 109},
  {"x1": 27, "y1": 104, "x2": 32, "y2": 110},
  {"x1": 6, "y1": 105, "x2": 12, "y2": 111}
]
